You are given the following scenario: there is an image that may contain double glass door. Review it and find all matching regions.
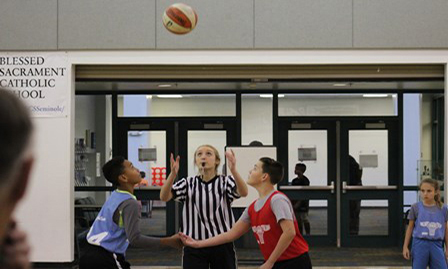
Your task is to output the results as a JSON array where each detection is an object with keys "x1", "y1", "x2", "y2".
[
  {"x1": 116, "y1": 117, "x2": 237, "y2": 235},
  {"x1": 278, "y1": 117, "x2": 400, "y2": 247}
]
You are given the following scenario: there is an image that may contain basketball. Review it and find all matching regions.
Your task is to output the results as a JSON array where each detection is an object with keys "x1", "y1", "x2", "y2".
[{"x1": 163, "y1": 3, "x2": 198, "y2": 35}]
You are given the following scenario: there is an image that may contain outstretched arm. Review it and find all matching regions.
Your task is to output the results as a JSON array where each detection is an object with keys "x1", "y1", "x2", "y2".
[
  {"x1": 180, "y1": 219, "x2": 250, "y2": 248},
  {"x1": 226, "y1": 150, "x2": 248, "y2": 197},
  {"x1": 122, "y1": 199, "x2": 182, "y2": 249},
  {"x1": 160, "y1": 153, "x2": 180, "y2": 202}
]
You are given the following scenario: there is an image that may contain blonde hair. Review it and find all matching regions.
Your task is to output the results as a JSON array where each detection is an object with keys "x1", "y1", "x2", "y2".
[
  {"x1": 193, "y1": 144, "x2": 221, "y2": 175},
  {"x1": 420, "y1": 178, "x2": 443, "y2": 208}
]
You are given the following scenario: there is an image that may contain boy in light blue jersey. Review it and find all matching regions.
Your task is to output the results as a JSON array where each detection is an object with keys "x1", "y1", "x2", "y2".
[{"x1": 80, "y1": 156, "x2": 181, "y2": 269}]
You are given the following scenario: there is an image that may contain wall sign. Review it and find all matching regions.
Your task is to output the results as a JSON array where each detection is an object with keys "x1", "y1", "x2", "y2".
[{"x1": 0, "y1": 53, "x2": 69, "y2": 117}]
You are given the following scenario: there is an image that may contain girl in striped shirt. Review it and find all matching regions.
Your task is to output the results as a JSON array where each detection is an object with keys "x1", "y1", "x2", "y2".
[{"x1": 160, "y1": 144, "x2": 248, "y2": 269}]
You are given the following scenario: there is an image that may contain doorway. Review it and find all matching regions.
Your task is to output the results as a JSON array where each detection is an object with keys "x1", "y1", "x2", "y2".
[{"x1": 278, "y1": 117, "x2": 400, "y2": 247}]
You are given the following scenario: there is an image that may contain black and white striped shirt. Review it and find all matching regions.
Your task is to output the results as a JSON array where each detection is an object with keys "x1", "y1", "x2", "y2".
[{"x1": 172, "y1": 175, "x2": 241, "y2": 240}]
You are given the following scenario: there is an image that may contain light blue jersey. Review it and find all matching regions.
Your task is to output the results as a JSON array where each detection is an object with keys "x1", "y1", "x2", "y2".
[
  {"x1": 412, "y1": 202, "x2": 446, "y2": 241},
  {"x1": 86, "y1": 190, "x2": 136, "y2": 254}
]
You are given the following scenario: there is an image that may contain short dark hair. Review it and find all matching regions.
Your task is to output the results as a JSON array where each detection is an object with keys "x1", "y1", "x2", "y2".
[
  {"x1": 102, "y1": 156, "x2": 126, "y2": 185},
  {"x1": 295, "y1": 163, "x2": 306, "y2": 172},
  {"x1": 249, "y1": 140, "x2": 263, "y2": 146},
  {"x1": 259, "y1": 157, "x2": 284, "y2": 185},
  {"x1": 0, "y1": 89, "x2": 33, "y2": 184}
]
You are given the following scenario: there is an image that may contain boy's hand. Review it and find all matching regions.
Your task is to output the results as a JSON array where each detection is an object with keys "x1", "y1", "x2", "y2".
[
  {"x1": 161, "y1": 234, "x2": 183, "y2": 250},
  {"x1": 445, "y1": 248, "x2": 448, "y2": 260},
  {"x1": 0, "y1": 223, "x2": 31, "y2": 269},
  {"x1": 170, "y1": 153, "x2": 180, "y2": 176},
  {"x1": 402, "y1": 247, "x2": 410, "y2": 260},
  {"x1": 225, "y1": 149, "x2": 236, "y2": 172},
  {"x1": 179, "y1": 232, "x2": 199, "y2": 248},
  {"x1": 259, "y1": 260, "x2": 274, "y2": 269}
]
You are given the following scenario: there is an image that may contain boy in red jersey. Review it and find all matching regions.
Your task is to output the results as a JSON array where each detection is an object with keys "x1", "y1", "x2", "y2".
[{"x1": 180, "y1": 157, "x2": 312, "y2": 269}]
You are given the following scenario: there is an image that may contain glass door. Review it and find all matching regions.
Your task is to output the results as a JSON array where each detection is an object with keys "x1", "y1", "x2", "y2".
[
  {"x1": 277, "y1": 119, "x2": 337, "y2": 246},
  {"x1": 278, "y1": 117, "x2": 401, "y2": 247},
  {"x1": 340, "y1": 119, "x2": 400, "y2": 247},
  {"x1": 116, "y1": 118, "x2": 175, "y2": 236}
]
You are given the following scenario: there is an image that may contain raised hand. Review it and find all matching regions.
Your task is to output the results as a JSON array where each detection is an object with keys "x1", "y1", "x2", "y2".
[
  {"x1": 225, "y1": 149, "x2": 236, "y2": 172},
  {"x1": 170, "y1": 153, "x2": 180, "y2": 175}
]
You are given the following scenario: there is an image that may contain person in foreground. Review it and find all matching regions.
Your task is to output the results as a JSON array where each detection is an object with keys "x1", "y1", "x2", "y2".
[
  {"x1": 403, "y1": 178, "x2": 448, "y2": 269},
  {"x1": 79, "y1": 156, "x2": 182, "y2": 269},
  {"x1": 180, "y1": 157, "x2": 312, "y2": 269},
  {"x1": 0, "y1": 88, "x2": 34, "y2": 269}
]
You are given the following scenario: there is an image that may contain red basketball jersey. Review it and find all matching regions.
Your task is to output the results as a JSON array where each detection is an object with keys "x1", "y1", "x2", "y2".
[{"x1": 248, "y1": 191, "x2": 309, "y2": 261}]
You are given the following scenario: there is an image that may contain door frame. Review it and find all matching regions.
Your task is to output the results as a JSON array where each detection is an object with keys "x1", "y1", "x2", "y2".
[{"x1": 277, "y1": 116, "x2": 402, "y2": 247}]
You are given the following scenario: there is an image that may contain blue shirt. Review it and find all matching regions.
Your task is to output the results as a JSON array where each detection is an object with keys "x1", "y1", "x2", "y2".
[
  {"x1": 86, "y1": 190, "x2": 136, "y2": 254},
  {"x1": 410, "y1": 202, "x2": 447, "y2": 241}
]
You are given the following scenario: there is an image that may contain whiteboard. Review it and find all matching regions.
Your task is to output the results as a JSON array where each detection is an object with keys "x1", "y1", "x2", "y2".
[{"x1": 225, "y1": 146, "x2": 277, "y2": 208}]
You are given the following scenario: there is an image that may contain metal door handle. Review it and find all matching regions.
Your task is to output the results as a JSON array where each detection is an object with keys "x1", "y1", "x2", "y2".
[{"x1": 344, "y1": 185, "x2": 398, "y2": 190}]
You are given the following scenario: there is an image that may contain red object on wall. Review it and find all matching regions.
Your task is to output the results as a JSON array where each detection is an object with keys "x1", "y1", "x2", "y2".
[{"x1": 151, "y1": 167, "x2": 166, "y2": 186}]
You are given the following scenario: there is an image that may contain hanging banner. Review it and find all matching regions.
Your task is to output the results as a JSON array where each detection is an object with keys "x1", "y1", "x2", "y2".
[{"x1": 0, "y1": 52, "x2": 69, "y2": 117}]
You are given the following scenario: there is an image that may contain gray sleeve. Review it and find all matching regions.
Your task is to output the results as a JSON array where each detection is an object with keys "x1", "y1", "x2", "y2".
[
  {"x1": 408, "y1": 203, "x2": 418, "y2": 220},
  {"x1": 238, "y1": 207, "x2": 251, "y2": 224},
  {"x1": 270, "y1": 195, "x2": 295, "y2": 223},
  {"x1": 119, "y1": 199, "x2": 162, "y2": 248}
]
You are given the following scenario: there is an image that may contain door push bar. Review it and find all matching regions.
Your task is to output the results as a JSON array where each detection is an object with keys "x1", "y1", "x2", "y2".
[
  {"x1": 280, "y1": 181, "x2": 335, "y2": 194},
  {"x1": 342, "y1": 181, "x2": 398, "y2": 193}
]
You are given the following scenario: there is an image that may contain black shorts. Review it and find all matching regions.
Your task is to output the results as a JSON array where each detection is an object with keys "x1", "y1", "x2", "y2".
[
  {"x1": 272, "y1": 252, "x2": 312, "y2": 269},
  {"x1": 182, "y1": 242, "x2": 237, "y2": 269},
  {"x1": 79, "y1": 243, "x2": 130, "y2": 269}
]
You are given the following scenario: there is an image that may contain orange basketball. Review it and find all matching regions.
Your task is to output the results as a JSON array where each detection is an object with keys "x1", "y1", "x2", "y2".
[{"x1": 163, "y1": 3, "x2": 198, "y2": 35}]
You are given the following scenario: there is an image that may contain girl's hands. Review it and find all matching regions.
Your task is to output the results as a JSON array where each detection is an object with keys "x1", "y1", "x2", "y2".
[
  {"x1": 170, "y1": 153, "x2": 180, "y2": 176},
  {"x1": 403, "y1": 247, "x2": 410, "y2": 260},
  {"x1": 225, "y1": 149, "x2": 236, "y2": 172},
  {"x1": 179, "y1": 232, "x2": 200, "y2": 248}
]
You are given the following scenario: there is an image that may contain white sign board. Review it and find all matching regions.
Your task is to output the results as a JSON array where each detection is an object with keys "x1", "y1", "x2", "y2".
[
  {"x1": 226, "y1": 146, "x2": 277, "y2": 208},
  {"x1": 0, "y1": 53, "x2": 69, "y2": 117}
]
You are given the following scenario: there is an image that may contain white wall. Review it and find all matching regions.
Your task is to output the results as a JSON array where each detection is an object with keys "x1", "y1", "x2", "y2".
[{"x1": 15, "y1": 67, "x2": 74, "y2": 262}]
